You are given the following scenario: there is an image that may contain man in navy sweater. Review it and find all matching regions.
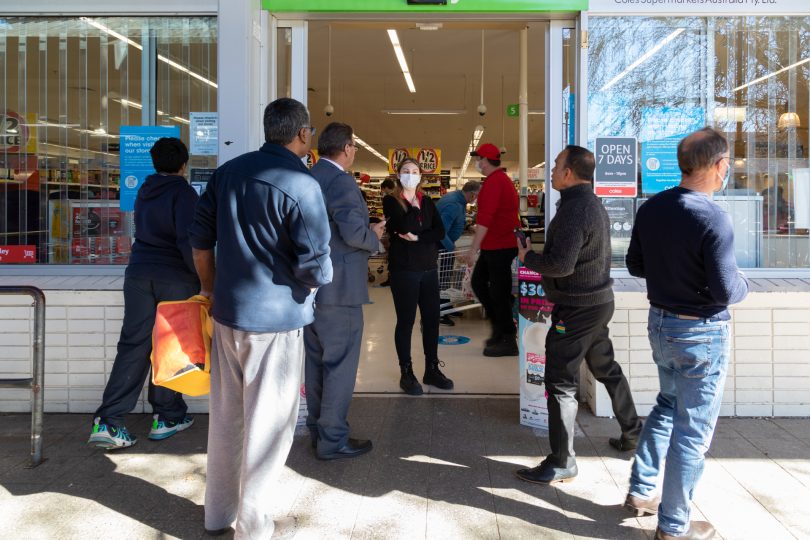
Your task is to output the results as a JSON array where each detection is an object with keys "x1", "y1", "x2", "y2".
[
  {"x1": 623, "y1": 128, "x2": 748, "y2": 540},
  {"x1": 89, "y1": 137, "x2": 199, "y2": 449},
  {"x1": 190, "y1": 98, "x2": 332, "y2": 539}
]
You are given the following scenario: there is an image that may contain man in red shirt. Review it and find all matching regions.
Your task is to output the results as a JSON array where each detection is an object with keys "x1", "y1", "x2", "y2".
[{"x1": 464, "y1": 143, "x2": 520, "y2": 356}]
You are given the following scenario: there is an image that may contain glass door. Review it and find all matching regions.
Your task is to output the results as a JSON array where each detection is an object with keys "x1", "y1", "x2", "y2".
[{"x1": 271, "y1": 19, "x2": 308, "y2": 105}]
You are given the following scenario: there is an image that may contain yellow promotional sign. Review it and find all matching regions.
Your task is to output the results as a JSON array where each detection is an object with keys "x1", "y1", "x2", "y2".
[
  {"x1": 305, "y1": 150, "x2": 319, "y2": 169},
  {"x1": 388, "y1": 147, "x2": 442, "y2": 174},
  {"x1": 25, "y1": 112, "x2": 38, "y2": 154}
]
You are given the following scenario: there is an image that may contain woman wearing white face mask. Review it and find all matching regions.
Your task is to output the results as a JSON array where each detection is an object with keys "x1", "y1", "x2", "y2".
[{"x1": 382, "y1": 158, "x2": 452, "y2": 395}]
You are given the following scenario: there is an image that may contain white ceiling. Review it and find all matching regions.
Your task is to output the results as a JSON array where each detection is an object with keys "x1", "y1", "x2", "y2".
[{"x1": 306, "y1": 21, "x2": 549, "y2": 177}]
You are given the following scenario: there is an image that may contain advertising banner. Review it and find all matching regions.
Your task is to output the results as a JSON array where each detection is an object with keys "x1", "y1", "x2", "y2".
[
  {"x1": 120, "y1": 126, "x2": 180, "y2": 211},
  {"x1": 518, "y1": 265, "x2": 553, "y2": 430},
  {"x1": 0, "y1": 245, "x2": 36, "y2": 263},
  {"x1": 594, "y1": 137, "x2": 638, "y2": 197},
  {"x1": 388, "y1": 147, "x2": 442, "y2": 174}
]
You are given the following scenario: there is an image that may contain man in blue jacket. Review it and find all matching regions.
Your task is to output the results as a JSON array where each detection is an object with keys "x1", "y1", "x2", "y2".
[
  {"x1": 88, "y1": 137, "x2": 199, "y2": 449},
  {"x1": 189, "y1": 98, "x2": 332, "y2": 539},
  {"x1": 435, "y1": 181, "x2": 480, "y2": 325},
  {"x1": 624, "y1": 128, "x2": 748, "y2": 540},
  {"x1": 305, "y1": 122, "x2": 385, "y2": 460}
]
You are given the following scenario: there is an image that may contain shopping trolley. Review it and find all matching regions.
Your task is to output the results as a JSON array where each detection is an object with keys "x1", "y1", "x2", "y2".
[{"x1": 438, "y1": 249, "x2": 481, "y2": 316}]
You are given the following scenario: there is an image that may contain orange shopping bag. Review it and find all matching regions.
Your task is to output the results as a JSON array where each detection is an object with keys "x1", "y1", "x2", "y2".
[{"x1": 150, "y1": 295, "x2": 213, "y2": 396}]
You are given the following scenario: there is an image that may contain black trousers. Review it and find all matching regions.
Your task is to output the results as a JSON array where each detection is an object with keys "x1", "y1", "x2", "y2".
[
  {"x1": 471, "y1": 247, "x2": 518, "y2": 338},
  {"x1": 95, "y1": 276, "x2": 198, "y2": 427},
  {"x1": 545, "y1": 301, "x2": 642, "y2": 468},
  {"x1": 389, "y1": 269, "x2": 440, "y2": 367}
]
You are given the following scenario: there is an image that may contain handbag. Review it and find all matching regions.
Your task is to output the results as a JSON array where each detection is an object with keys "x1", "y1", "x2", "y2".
[{"x1": 150, "y1": 295, "x2": 213, "y2": 396}]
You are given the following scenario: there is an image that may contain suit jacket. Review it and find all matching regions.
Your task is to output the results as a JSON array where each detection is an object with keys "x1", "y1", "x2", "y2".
[{"x1": 311, "y1": 159, "x2": 379, "y2": 306}]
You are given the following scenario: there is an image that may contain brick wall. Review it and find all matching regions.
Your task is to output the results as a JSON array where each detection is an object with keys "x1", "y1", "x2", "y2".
[
  {"x1": 582, "y1": 291, "x2": 810, "y2": 418},
  {"x1": 2, "y1": 288, "x2": 808, "y2": 416}
]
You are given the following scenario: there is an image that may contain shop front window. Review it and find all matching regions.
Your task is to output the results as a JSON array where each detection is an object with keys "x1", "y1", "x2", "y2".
[
  {"x1": 0, "y1": 16, "x2": 217, "y2": 265},
  {"x1": 589, "y1": 16, "x2": 810, "y2": 269}
]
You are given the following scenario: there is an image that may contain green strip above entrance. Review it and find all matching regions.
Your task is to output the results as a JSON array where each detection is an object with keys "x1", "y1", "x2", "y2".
[{"x1": 263, "y1": 0, "x2": 587, "y2": 12}]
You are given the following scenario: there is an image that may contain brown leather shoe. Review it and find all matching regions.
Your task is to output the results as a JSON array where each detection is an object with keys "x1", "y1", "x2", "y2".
[
  {"x1": 655, "y1": 521, "x2": 715, "y2": 540},
  {"x1": 624, "y1": 493, "x2": 660, "y2": 516}
]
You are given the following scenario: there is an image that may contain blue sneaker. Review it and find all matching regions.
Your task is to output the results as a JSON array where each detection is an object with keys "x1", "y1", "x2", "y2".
[
  {"x1": 148, "y1": 414, "x2": 194, "y2": 441},
  {"x1": 88, "y1": 417, "x2": 137, "y2": 450}
]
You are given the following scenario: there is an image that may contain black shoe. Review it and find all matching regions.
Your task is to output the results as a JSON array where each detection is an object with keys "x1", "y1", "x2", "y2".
[
  {"x1": 400, "y1": 366, "x2": 424, "y2": 396},
  {"x1": 483, "y1": 336, "x2": 518, "y2": 357},
  {"x1": 439, "y1": 315, "x2": 455, "y2": 327},
  {"x1": 379, "y1": 278, "x2": 390, "y2": 287},
  {"x1": 204, "y1": 527, "x2": 232, "y2": 536},
  {"x1": 609, "y1": 434, "x2": 639, "y2": 452},
  {"x1": 515, "y1": 459, "x2": 578, "y2": 485},
  {"x1": 317, "y1": 438, "x2": 373, "y2": 461},
  {"x1": 449, "y1": 312, "x2": 464, "y2": 318},
  {"x1": 423, "y1": 360, "x2": 454, "y2": 390}
]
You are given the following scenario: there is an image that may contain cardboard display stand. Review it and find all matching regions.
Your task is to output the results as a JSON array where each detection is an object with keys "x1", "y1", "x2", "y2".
[{"x1": 517, "y1": 266, "x2": 553, "y2": 430}]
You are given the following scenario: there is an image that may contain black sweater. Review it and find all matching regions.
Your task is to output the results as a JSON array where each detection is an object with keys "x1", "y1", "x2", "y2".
[
  {"x1": 523, "y1": 183, "x2": 613, "y2": 306},
  {"x1": 126, "y1": 174, "x2": 200, "y2": 285},
  {"x1": 383, "y1": 194, "x2": 445, "y2": 272}
]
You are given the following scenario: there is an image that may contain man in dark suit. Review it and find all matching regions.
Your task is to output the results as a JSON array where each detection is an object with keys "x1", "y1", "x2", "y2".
[{"x1": 305, "y1": 122, "x2": 386, "y2": 460}]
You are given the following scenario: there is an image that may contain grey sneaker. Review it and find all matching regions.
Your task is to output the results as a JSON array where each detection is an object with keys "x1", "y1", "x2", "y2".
[{"x1": 88, "y1": 417, "x2": 137, "y2": 450}]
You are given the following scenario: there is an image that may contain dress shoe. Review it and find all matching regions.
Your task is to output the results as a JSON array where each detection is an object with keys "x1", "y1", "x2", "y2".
[
  {"x1": 515, "y1": 459, "x2": 578, "y2": 485},
  {"x1": 609, "y1": 434, "x2": 639, "y2": 452},
  {"x1": 624, "y1": 493, "x2": 660, "y2": 516},
  {"x1": 655, "y1": 521, "x2": 715, "y2": 540},
  {"x1": 485, "y1": 334, "x2": 502, "y2": 347},
  {"x1": 317, "y1": 438, "x2": 373, "y2": 461},
  {"x1": 439, "y1": 315, "x2": 455, "y2": 327},
  {"x1": 484, "y1": 336, "x2": 519, "y2": 357}
]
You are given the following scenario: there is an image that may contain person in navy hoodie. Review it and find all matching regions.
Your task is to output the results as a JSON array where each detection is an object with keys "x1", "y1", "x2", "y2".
[{"x1": 88, "y1": 137, "x2": 199, "y2": 450}]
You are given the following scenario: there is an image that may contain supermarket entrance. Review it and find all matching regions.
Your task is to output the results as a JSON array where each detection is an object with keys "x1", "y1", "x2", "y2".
[{"x1": 270, "y1": 16, "x2": 581, "y2": 393}]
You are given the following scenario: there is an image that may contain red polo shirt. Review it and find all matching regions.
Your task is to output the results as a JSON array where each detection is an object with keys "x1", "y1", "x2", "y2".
[{"x1": 476, "y1": 168, "x2": 520, "y2": 250}]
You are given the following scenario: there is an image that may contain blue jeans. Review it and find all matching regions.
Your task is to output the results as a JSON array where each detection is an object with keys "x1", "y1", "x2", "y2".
[{"x1": 629, "y1": 307, "x2": 730, "y2": 536}]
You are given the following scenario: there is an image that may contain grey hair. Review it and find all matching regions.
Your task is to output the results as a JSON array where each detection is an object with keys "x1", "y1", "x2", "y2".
[
  {"x1": 263, "y1": 97, "x2": 310, "y2": 146},
  {"x1": 462, "y1": 180, "x2": 481, "y2": 194}
]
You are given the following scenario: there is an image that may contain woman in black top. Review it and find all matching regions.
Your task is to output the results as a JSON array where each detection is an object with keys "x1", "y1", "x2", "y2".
[{"x1": 383, "y1": 158, "x2": 453, "y2": 395}]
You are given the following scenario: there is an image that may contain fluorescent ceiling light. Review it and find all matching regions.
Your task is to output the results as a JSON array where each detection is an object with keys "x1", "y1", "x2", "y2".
[
  {"x1": 354, "y1": 135, "x2": 388, "y2": 164},
  {"x1": 112, "y1": 98, "x2": 189, "y2": 124},
  {"x1": 387, "y1": 29, "x2": 416, "y2": 93},
  {"x1": 528, "y1": 110, "x2": 545, "y2": 115},
  {"x1": 533, "y1": 162, "x2": 545, "y2": 168},
  {"x1": 416, "y1": 23, "x2": 442, "y2": 31},
  {"x1": 733, "y1": 56, "x2": 810, "y2": 93},
  {"x1": 80, "y1": 17, "x2": 218, "y2": 89},
  {"x1": 20, "y1": 121, "x2": 80, "y2": 128},
  {"x1": 599, "y1": 28, "x2": 685, "y2": 92},
  {"x1": 382, "y1": 109, "x2": 465, "y2": 115},
  {"x1": 457, "y1": 125, "x2": 485, "y2": 181}
]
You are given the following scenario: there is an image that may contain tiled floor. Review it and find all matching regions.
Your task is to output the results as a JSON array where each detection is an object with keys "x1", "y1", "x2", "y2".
[
  {"x1": 2, "y1": 401, "x2": 809, "y2": 539},
  {"x1": 357, "y1": 285, "x2": 518, "y2": 394}
]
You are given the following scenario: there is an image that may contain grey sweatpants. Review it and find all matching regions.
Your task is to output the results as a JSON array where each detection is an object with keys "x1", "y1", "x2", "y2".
[{"x1": 204, "y1": 321, "x2": 303, "y2": 539}]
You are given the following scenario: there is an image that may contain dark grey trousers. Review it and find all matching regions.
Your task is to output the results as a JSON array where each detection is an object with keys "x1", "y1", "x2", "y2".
[
  {"x1": 94, "y1": 276, "x2": 198, "y2": 427},
  {"x1": 304, "y1": 303, "x2": 364, "y2": 455}
]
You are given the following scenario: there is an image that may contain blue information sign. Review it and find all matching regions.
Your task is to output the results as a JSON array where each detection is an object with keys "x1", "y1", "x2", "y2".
[
  {"x1": 640, "y1": 107, "x2": 704, "y2": 194},
  {"x1": 120, "y1": 125, "x2": 180, "y2": 211}
]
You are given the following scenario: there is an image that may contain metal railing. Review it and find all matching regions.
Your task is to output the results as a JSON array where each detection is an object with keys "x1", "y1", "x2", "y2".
[{"x1": 0, "y1": 286, "x2": 45, "y2": 468}]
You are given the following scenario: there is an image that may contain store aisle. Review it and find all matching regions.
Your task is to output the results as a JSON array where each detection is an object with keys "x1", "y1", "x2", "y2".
[{"x1": 356, "y1": 285, "x2": 519, "y2": 395}]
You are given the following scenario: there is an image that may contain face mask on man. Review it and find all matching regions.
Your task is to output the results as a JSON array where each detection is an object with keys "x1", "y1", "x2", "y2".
[
  {"x1": 474, "y1": 159, "x2": 484, "y2": 174},
  {"x1": 400, "y1": 173, "x2": 421, "y2": 189},
  {"x1": 717, "y1": 162, "x2": 730, "y2": 192}
]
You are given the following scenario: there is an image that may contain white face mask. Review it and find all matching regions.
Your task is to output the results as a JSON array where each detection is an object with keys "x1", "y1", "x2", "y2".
[
  {"x1": 400, "y1": 173, "x2": 421, "y2": 189},
  {"x1": 474, "y1": 160, "x2": 484, "y2": 174}
]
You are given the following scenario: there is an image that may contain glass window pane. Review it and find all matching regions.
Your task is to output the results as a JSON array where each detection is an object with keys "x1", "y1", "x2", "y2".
[
  {"x1": 0, "y1": 16, "x2": 217, "y2": 266},
  {"x1": 589, "y1": 16, "x2": 810, "y2": 270}
]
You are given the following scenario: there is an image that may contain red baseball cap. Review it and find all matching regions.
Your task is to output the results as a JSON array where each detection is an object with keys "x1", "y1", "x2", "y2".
[{"x1": 470, "y1": 143, "x2": 501, "y2": 160}]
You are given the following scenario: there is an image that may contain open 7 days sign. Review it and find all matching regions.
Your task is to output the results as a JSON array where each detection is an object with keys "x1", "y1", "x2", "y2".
[{"x1": 594, "y1": 137, "x2": 638, "y2": 198}]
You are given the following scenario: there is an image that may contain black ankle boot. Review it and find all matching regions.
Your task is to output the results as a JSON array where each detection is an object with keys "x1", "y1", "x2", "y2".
[
  {"x1": 423, "y1": 360, "x2": 454, "y2": 390},
  {"x1": 399, "y1": 365, "x2": 424, "y2": 396}
]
